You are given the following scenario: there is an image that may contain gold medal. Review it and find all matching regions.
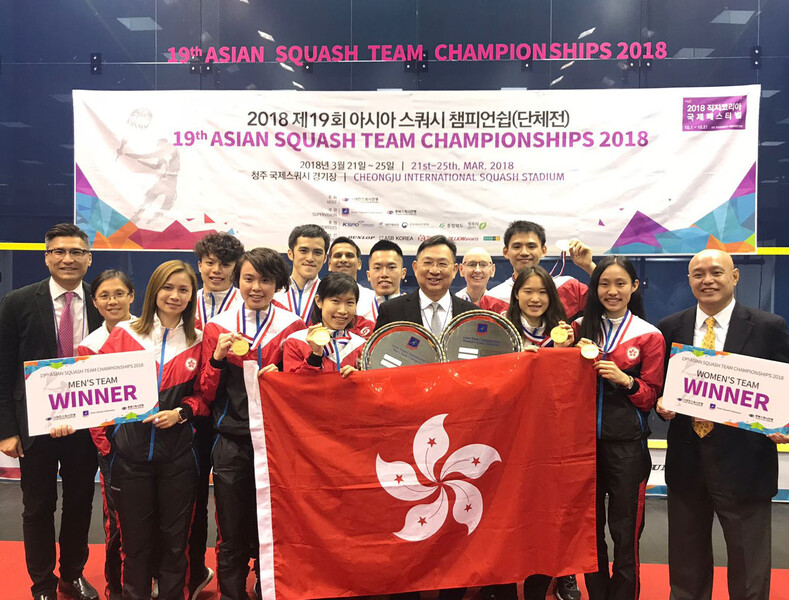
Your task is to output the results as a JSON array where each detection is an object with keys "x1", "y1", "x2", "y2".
[
  {"x1": 231, "y1": 339, "x2": 250, "y2": 356},
  {"x1": 313, "y1": 328, "x2": 331, "y2": 346},
  {"x1": 580, "y1": 344, "x2": 600, "y2": 360},
  {"x1": 550, "y1": 326, "x2": 568, "y2": 344}
]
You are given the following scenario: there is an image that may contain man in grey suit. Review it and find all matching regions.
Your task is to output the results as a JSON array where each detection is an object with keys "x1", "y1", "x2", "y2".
[
  {"x1": 656, "y1": 249, "x2": 789, "y2": 600},
  {"x1": 375, "y1": 235, "x2": 477, "y2": 334},
  {"x1": 0, "y1": 223, "x2": 102, "y2": 600}
]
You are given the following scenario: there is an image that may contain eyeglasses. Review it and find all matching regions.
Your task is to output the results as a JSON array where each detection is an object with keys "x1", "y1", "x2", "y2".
[
  {"x1": 45, "y1": 248, "x2": 91, "y2": 258},
  {"x1": 463, "y1": 261, "x2": 492, "y2": 269},
  {"x1": 95, "y1": 291, "x2": 131, "y2": 301}
]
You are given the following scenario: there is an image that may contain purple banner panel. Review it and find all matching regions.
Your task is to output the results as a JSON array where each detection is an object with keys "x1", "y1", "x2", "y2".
[{"x1": 683, "y1": 95, "x2": 747, "y2": 132}]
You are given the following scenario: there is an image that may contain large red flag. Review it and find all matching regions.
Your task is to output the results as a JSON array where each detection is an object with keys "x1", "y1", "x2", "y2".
[{"x1": 246, "y1": 349, "x2": 598, "y2": 600}]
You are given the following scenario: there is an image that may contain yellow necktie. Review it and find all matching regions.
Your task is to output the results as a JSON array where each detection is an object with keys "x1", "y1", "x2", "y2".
[{"x1": 693, "y1": 316, "x2": 716, "y2": 438}]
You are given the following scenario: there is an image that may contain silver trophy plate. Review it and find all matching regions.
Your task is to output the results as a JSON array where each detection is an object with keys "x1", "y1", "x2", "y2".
[
  {"x1": 440, "y1": 309, "x2": 523, "y2": 361},
  {"x1": 361, "y1": 321, "x2": 445, "y2": 370}
]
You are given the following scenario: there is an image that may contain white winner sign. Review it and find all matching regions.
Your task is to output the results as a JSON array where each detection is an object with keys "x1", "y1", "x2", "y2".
[
  {"x1": 663, "y1": 343, "x2": 789, "y2": 436},
  {"x1": 24, "y1": 351, "x2": 158, "y2": 436}
]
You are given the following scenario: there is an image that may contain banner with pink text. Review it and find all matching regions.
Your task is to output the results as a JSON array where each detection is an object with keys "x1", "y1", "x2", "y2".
[{"x1": 73, "y1": 86, "x2": 759, "y2": 254}]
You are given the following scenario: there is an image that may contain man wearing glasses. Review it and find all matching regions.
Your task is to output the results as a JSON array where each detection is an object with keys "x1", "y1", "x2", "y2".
[
  {"x1": 374, "y1": 235, "x2": 476, "y2": 338},
  {"x1": 457, "y1": 247, "x2": 509, "y2": 315},
  {"x1": 0, "y1": 223, "x2": 102, "y2": 600}
]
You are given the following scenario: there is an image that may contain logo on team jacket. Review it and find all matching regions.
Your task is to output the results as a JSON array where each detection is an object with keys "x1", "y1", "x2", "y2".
[
  {"x1": 185, "y1": 357, "x2": 198, "y2": 371},
  {"x1": 376, "y1": 414, "x2": 501, "y2": 542},
  {"x1": 627, "y1": 347, "x2": 640, "y2": 360}
]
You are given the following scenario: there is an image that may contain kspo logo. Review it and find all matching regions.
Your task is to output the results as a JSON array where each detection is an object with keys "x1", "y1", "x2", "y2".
[{"x1": 342, "y1": 221, "x2": 363, "y2": 227}]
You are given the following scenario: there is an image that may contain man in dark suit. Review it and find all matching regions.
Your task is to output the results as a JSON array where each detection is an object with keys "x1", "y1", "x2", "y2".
[
  {"x1": 374, "y1": 235, "x2": 476, "y2": 600},
  {"x1": 375, "y1": 235, "x2": 476, "y2": 334},
  {"x1": 0, "y1": 223, "x2": 102, "y2": 600},
  {"x1": 656, "y1": 249, "x2": 789, "y2": 600}
]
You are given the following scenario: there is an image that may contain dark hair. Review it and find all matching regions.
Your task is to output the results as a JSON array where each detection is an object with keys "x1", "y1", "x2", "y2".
[
  {"x1": 416, "y1": 235, "x2": 457, "y2": 260},
  {"x1": 287, "y1": 224, "x2": 330, "y2": 252},
  {"x1": 193, "y1": 232, "x2": 245, "y2": 264},
  {"x1": 503, "y1": 220, "x2": 546, "y2": 248},
  {"x1": 329, "y1": 236, "x2": 361, "y2": 259},
  {"x1": 506, "y1": 266, "x2": 567, "y2": 338},
  {"x1": 44, "y1": 223, "x2": 89, "y2": 246},
  {"x1": 90, "y1": 270, "x2": 135, "y2": 298},
  {"x1": 577, "y1": 256, "x2": 645, "y2": 344},
  {"x1": 369, "y1": 239, "x2": 403, "y2": 259},
  {"x1": 311, "y1": 272, "x2": 359, "y2": 325},
  {"x1": 235, "y1": 248, "x2": 290, "y2": 291},
  {"x1": 132, "y1": 260, "x2": 198, "y2": 344}
]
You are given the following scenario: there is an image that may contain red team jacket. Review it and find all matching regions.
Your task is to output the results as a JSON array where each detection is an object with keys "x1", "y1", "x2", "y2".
[
  {"x1": 96, "y1": 319, "x2": 208, "y2": 461},
  {"x1": 200, "y1": 303, "x2": 306, "y2": 437},
  {"x1": 283, "y1": 329, "x2": 367, "y2": 373},
  {"x1": 573, "y1": 312, "x2": 665, "y2": 441}
]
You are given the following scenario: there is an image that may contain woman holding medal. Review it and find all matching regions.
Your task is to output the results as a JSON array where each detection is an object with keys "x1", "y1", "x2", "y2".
[
  {"x1": 481, "y1": 265, "x2": 574, "y2": 600},
  {"x1": 574, "y1": 256, "x2": 665, "y2": 600},
  {"x1": 98, "y1": 260, "x2": 208, "y2": 600},
  {"x1": 200, "y1": 247, "x2": 306, "y2": 599},
  {"x1": 283, "y1": 272, "x2": 366, "y2": 376},
  {"x1": 505, "y1": 265, "x2": 575, "y2": 349}
]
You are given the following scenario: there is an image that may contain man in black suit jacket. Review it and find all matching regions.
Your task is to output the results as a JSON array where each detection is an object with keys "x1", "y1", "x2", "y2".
[
  {"x1": 374, "y1": 235, "x2": 476, "y2": 600},
  {"x1": 375, "y1": 235, "x2": 477, "y2": 334},
  {"x1": 0, "y1": 224, "x2": 102, "y2": 600},
  {"x1": 656, "y1": 249, "x2": 789, "y2": 600}
]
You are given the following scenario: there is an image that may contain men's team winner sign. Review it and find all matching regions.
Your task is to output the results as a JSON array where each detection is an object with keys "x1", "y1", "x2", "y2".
[
  {"x1": 662, "y1": 343, "x2": 789, "y2": 436},
  {"x1": 24, "y1": 351, "x2": 158, "y2": 436}
]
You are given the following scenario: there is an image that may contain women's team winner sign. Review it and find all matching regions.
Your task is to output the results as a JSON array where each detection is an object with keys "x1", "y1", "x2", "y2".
[
  {"x1": 24, "y1": 351, "x2": 158, "y2": 436},
  {"x1": 662, "y1": 343, "x2": 789, "y2": 436}
]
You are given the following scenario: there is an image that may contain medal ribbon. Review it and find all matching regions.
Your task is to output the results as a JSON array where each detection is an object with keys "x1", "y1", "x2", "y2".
[
  {"x1": 323, "y1": 330, "x2": 351, "y2": 372},
  {"x1": 203, "y1": 287, "x2": 237, "y2": 323},
  {"x1": 601, "y1": 309, "x2": 633, "y2": 358},
  {"x1": 289, "y1": 279, "x2": 318, "y2": 322},
  {"x1": 238, "y1": 303, "x2": 275, "y2": 353}
]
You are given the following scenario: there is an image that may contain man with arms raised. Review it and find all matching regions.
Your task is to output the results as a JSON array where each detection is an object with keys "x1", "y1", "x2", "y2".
[
  {"x1": 327, "y1": 236, "x2": 376, "y2": 337},
  {"x1": 457, "y1": 247, "x2": 509, "y2": 315},
  {"x1": 656, "y1": 249, "x2": 789, "y2": 600},
  {"x1": 0, "y1": 223, "x2": 102, "y2": 600},
  {"x1": 488, "y1": 220, "x2": 594, "y2": 320},
  {"x1": 273, "y1": 224, "x2": 329, "y2": 324}
]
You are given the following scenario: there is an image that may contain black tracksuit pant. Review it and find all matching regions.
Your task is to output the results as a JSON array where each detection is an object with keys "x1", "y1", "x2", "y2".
[
  {"x1": 584, "y1": 439, "x2": 650, "y2": 600},
  {"x1": 111, "y1": 451, "x2": 198, "y2": 600}
]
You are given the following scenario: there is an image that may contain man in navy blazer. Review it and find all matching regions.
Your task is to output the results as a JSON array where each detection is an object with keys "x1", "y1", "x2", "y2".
[
  {"x1": 375, "y1": 235, "x2": 477, "y2": 334},
  {"x1": 0, "y1": 224, "x2": 102, "y2": 600},
  {"x1": 656, "y1": 249, "x2": 789, "y2": 600}
]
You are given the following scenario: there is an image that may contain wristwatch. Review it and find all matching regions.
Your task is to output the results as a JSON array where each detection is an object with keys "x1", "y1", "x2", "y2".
[{"x1": 175, "y1": 407, "x2": 187, "y2": 424}]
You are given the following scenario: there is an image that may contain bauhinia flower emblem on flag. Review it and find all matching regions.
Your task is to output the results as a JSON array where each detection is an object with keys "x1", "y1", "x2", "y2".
[{"x1": 376, "y1": 414, "x2": 501, "y2": 542}]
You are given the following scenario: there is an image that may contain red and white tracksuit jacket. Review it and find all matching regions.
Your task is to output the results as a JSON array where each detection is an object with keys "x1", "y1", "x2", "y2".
[
  {"x1": 573, "y1": 312, "x2": 665, "y2": 441},
  {"x1": 456, "y1": 287, "x2": 510, "y2": 316},
  {"x1": 283, "y1": 328, "x2": 366, "y2": 373},
  {"x1": 96, "y1": 317, "x2": 208, "y2": 461},
  {"x1": 195, "y1": 286, "x2": 243, "y2": 330},
  {"x1": 200, "y1": 303, "x2": 305, "y2": 436}
]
